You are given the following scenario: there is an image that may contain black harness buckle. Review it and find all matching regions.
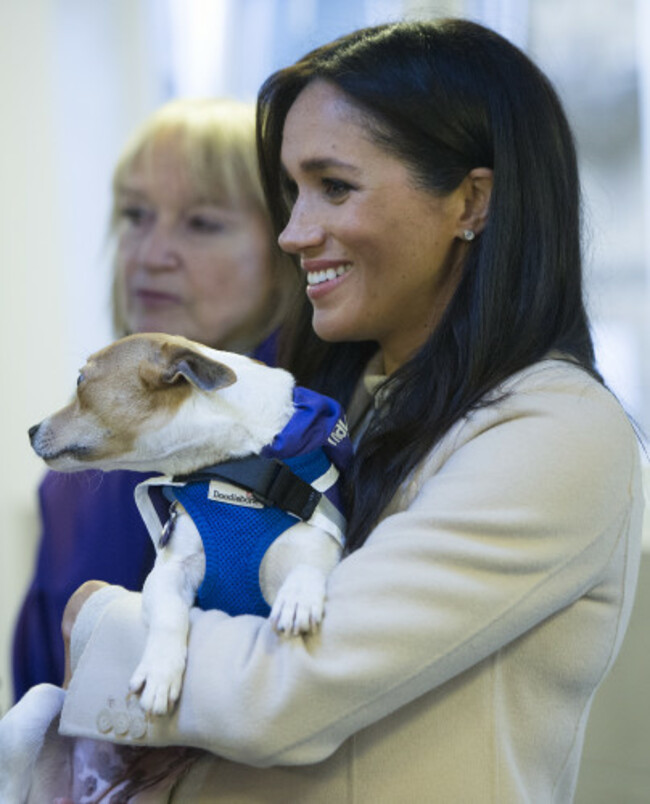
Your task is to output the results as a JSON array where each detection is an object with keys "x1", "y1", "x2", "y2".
[{"x1": 173, "y1": 455, "x2": 322, "y2": 522}]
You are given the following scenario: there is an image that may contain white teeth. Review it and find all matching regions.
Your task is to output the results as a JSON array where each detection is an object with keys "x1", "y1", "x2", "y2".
[{"x1": 306, "y1": 264, "x2": 351, "y2": 286}]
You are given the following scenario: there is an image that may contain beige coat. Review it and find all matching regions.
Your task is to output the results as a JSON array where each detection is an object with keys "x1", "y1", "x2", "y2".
[{"x1": 45, "y1": 359, "x2": 643, "y2": 802}]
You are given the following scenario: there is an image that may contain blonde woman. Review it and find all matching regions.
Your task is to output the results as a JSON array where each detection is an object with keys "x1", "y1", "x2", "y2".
[{"x1": 12, "y1": 98, "x2": 297, "y2": 700}]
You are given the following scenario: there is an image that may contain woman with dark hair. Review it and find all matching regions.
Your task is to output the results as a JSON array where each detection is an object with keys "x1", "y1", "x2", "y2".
[
  {"x1": 5, "y1": 19, "x2": 642, "y2": 803},
  {"x1": 260, "y1": 19, "x2": 604, "y2": 554}
]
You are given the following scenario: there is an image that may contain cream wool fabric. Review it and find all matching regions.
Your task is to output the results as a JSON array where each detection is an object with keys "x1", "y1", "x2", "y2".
[{"x1": 58, "y1": 359, "x2": 644, "y2": 803}]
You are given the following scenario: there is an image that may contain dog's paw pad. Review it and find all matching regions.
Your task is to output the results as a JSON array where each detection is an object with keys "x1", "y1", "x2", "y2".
[
  {"x1": 271, "y1": 601, "x2": 324, "y2": 635},
  {"x1": 129, "y1": 658, "x2": 185, "y2": 716},
  {"x1": 270, "y1": 565, "x2": 327, "y2": 636},
  {"x1": 130, "y1": 674, "x2": 179, "y2": 716}
]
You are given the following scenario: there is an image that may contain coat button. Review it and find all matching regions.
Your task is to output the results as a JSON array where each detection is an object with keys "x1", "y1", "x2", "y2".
[
  {"x1": 130, "y1": 715, "x2": 147, "y2": 739},
  {"x1": 113, "y1": 711, "x2": 131, "y2": 736},
  {"x1": 96, "y1": 709, "x2": 113, "y2": 734}
]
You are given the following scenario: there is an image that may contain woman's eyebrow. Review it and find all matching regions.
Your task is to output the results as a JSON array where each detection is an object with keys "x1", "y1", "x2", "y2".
[
  {"x1": 296, "y1": 157, "x2": 362, "y2": 174},
  {"x1": 115, "y1": 183, "x2": 147, "y2": 198}
]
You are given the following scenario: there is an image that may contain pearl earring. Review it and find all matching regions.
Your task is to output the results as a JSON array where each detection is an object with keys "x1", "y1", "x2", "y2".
[{"x1": 463, "y1": 229, "x2": 475, "y2": 242}]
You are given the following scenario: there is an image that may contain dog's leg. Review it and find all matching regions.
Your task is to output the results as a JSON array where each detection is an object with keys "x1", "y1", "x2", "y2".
[
  {"x1": 261, "y1": 523, "x2": 342, "y2": 636},
  {"x1": 0, "y1": 683, "x2": 66, "y2": 803},
  {"x1": 129, "y1": 509, "x2": 205, "y2": 716},
  {"x1": 271, "y1": 564, "x2": 330, "y2": 636}
]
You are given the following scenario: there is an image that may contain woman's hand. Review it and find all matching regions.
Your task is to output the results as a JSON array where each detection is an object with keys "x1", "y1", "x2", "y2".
[{"x1": 61, "y1": 580, "x2": 109, "y2": 687}]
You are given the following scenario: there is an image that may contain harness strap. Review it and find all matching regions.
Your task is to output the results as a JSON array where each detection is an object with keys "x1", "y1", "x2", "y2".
[{"x1": 173, "y1": 455, "x2": 322, "y2": 522}]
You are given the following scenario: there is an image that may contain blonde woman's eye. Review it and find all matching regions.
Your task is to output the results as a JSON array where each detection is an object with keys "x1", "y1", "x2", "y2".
[
  {"x1": 119, "y1": 205, "x2": 150, "y2": 226},
  {"x1": 187, "y1": 215, "x2": 226, "y2": 234}
]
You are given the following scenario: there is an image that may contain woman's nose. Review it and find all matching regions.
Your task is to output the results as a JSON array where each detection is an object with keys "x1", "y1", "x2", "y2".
[
  {"x1": 278, "y1": 202, "x2": 326, "y2": 254},
  {"x1": 137, "y1": 224, "x2": 180, "y2": 270}
]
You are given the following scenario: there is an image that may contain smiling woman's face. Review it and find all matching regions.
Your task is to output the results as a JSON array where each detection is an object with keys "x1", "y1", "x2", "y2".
[
  {"x1": 278, "y1": 80, "x2": 468, "y2": 374},
  {"x1": 114, "y1": 137, "x2": 276, "y2": 353}
]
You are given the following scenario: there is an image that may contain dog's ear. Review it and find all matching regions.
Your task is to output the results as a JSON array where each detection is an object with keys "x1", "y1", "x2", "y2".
[
  {"x1": 139, "y1": 344, "x2": 238, "y2": 391},
  {"x1": 162, "y1": 349, "x2": 237, "y2": 391}
]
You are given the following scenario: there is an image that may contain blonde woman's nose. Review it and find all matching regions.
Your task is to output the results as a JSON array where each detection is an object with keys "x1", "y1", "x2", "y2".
[{"x1": 136, "y1": 223, "x2": 181, "y2": 269}]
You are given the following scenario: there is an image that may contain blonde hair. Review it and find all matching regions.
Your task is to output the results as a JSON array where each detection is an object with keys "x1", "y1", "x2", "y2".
[{"x1": 110, "y1": 97, "x2": 295, "y2": 338}]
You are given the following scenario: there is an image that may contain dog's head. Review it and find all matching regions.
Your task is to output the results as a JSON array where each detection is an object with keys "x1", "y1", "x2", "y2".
[{"x1": 29, "y1": 333, "x2": 295, "y2": 475}]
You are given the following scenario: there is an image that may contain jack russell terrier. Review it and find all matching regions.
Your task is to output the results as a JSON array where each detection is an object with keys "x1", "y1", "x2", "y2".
[{"x1": 0, "y1": 332, "x2": 350, "y2": 802}]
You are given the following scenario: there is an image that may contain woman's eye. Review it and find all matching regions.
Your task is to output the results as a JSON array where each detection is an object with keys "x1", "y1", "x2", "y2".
[
  {"x1": 119, "y1": 205, "x2": 150, "y2": 226},
  {"x1": 322, "y1": 178, "x2": 352, "y2": 200},
  {"x1": 187, "y1": 214, "x2": 226, "y2": 234}
]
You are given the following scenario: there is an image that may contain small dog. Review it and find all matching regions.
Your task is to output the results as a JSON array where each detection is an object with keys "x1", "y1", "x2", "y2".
[{"x1": 0, "y1": 333, "x2": 349, "y2": 802}]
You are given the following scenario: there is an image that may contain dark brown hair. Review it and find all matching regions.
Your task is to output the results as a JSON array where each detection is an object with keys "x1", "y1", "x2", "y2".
[{"x1": 257, "y1": 19, "x2": 601, "y2": 551}]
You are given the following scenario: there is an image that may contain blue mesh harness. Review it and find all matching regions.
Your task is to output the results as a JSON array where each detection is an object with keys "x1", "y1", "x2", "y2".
[{"x1": 135, "y1": 387, "x2": 351, "y2": 617}]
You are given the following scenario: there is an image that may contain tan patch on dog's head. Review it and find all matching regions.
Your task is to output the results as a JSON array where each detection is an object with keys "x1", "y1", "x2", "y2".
[{"x1": 66, "y1": 333, "x2": 236, "y2": 462}]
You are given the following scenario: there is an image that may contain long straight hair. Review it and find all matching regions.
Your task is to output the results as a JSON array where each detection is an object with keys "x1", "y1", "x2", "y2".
[{"x1": 257, "y1": 19, "x2": 601, "y2": 552}]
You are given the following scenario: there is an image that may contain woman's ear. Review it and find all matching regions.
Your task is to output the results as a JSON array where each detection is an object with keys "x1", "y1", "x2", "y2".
[{"x1": 458, "y1": 167, "x2": 493, "y2": 237}]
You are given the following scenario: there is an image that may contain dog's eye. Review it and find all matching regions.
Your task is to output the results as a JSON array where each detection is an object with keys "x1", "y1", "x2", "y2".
[{"x1": 77, "y1": 372, "x2": 86, "y2": 387}]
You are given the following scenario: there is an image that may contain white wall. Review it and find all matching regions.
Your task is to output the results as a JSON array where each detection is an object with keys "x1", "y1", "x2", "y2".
[
  {"x1": 1, "y1": 0, "x2": 66, "y2": 715},
  {"x1": 0, "y1": 0, "x2": 163, "y2": 714}
]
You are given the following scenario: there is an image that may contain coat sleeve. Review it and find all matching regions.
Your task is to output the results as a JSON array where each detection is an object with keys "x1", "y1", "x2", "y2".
[{"x1": 59, "y1": 365, "x2": 643, "y2": 767}]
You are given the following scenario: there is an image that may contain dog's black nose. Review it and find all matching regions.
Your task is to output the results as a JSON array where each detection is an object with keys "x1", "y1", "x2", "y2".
[{"x1": 28, "y1": 424, "x2": 40, "y2": 443}]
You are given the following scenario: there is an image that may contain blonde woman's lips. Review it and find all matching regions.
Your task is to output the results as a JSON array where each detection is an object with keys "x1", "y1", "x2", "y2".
[{"x1": 133, "y1": 289, "x2": 182, "y2": 306}]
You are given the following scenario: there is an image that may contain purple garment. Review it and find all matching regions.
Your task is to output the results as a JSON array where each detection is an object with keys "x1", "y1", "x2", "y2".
[
  {"x1": 11, "y1": 335, "x2": 278, "y2": 702},
  {"x1": 11, "y1": 470, "x2": 157, "y2": 700}
]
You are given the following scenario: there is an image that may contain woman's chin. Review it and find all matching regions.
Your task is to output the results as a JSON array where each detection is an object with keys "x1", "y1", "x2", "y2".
[
  {"x1": 130, "y1": 316, "x2": 186, "y2": 337},
  {"x1": 310, "y1": 308, "x2": 366, "y2": 344}
]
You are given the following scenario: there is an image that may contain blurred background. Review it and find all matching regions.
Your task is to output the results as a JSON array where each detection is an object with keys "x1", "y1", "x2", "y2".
[{"x1": 0, "y1": 1, "x2": 648, "y2": 800}]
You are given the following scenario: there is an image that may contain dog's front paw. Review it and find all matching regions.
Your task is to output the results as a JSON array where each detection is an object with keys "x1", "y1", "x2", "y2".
[
  {"x1": 0, "y1": 683, "x2": 66, "y2": 803},
  {"x1": 270, "y1": 565, "x2": 327, "y2": 636},
  {"x1": 129, "y1": 637, "x2": 187, "y2": 716}
]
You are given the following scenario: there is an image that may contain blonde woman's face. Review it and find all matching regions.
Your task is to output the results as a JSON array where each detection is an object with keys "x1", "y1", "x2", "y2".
[{"x1": 114, "y1": 140, "x2": 276, "y2": 353}]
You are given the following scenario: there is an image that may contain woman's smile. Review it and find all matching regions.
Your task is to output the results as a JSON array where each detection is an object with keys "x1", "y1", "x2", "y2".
[{"x1": 302, "y1": 259, "x2": 352, "y2": 295}]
